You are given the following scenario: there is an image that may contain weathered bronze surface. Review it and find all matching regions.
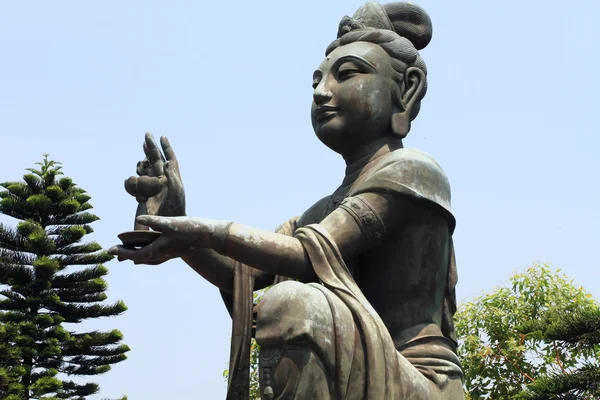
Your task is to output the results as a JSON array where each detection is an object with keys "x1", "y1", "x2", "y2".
[{"x1": 110, "y1": 2, "x2": 465, "y2": 399}]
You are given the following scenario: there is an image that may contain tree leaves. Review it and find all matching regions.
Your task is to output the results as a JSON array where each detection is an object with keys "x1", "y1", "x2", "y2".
[{"x1": 456, "y1": 263, "x2": 599, "y2": 399}]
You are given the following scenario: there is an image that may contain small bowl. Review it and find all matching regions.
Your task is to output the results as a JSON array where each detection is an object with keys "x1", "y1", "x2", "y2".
[{"x1": 118, "y1": 230, "x2": 162, "y2": 248}]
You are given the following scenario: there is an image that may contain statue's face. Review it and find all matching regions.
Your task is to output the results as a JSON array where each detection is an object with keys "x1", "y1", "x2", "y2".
[{"x1": 311, "y1": 41, "x2": 396, "y2": 155}]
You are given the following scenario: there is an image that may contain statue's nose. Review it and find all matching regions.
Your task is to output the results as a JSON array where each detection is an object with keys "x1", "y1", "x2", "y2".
[{"x1": 313, "y1": 82, "x2": 333, "y2": 106}]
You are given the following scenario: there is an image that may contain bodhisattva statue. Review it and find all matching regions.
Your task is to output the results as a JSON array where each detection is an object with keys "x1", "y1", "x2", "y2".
[{"x1": 109, "y1": 2, "x2": 465, "y2": 399}]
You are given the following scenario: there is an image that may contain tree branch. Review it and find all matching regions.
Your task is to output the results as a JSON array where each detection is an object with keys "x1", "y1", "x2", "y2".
[{"x1": 553, "y1": 341, "x2": 568, "y2": 375}]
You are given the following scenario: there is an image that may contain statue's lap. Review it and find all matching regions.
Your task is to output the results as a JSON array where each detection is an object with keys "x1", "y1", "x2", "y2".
[{"x1": 255, "y1": 281, "x2": 464, "y2": 400}]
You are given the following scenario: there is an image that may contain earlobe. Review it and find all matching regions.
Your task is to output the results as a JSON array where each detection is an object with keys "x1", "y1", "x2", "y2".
[
  {"x1": 391, "y1": 112, "x2": 410, "y2": 138},
  {"x1": 391, "y1": 67, "x2": 425, "y2": 138}
]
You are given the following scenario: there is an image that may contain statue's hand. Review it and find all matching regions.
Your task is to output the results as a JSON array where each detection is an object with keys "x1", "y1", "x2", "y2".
[
  {"x1": 109, "y1": 215, "x2": 217, "y2": 265},
  {"x1": 124, "y1": 133, "x2": 185, "y2": 217}
]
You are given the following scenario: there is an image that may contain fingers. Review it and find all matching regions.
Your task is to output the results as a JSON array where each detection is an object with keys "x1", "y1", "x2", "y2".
[
  {"x1": 161, "y1": 137, "x2": 183, "y2": 191},
  {"x1": 144, "y1": 133, "x2": 165, "y2": 166},
  {"x1": 109, "y1": 244, "x2": 153, "y2": 263},
  {"x1": 163, "y1": 160, "x2": 182, "y2": 185},
  {"x1": 109, "y1": 236, "x2": 172, "y2": 264},
  {"x1": 136, "y1": 158, "x2": 152, "y2": 176},
  {"x1": 136, "y1": 215, "x2": 177, "y2": 232},
  {"x1": 160, "y1": 136, "x2": 177, "y2": 161}
]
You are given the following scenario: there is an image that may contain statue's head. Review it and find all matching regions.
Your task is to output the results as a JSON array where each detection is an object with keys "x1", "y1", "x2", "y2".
[{"x1": 311, "y1": 2, "x2": 432, "y2": 154}]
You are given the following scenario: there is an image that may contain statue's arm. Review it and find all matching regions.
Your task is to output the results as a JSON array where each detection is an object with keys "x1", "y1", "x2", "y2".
[
  {"x1": 178, "y1": 215, "x2": 302, "y2": 293},
  {"x1": 179, "y1": 248, "x2": 274, "y2": 294},
  {"x1": 109, "y1": 192, "x2": 419, "y2": 280},
  {"x1": 208, "y1": 191, "x2": 419, "y2": 278},
  {"x1": 214, "y1": 222, "x2": 317, "y2": 282}
]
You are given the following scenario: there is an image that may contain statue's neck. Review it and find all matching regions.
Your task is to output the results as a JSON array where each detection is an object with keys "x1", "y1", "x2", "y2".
[
  {"x1": 333, "y1": 137, "x2": 403, "y2": 200},
  {"x1": 344, "y1": 137, "x2": 403, "y2": 175}
]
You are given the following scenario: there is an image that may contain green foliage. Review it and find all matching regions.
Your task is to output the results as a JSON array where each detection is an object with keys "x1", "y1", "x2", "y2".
[
  {"x1": 0, "y1": 155, "x2": 129, "y2": 399},
  {"x1": 515, "y1": 363, "x2": 600, "y2": 399},
  {"x1": 514, "y1": 306, "x2": 600, "y2": 399},
  {"x1": 519, "y1": 307, "x2": 600, "y2": 348},
  {"x1": 456, "y1": 263, "x2": 600, "y2": 399},
  {"x1": 0, "y1": 323, "x2": 24, "y2": 396}
]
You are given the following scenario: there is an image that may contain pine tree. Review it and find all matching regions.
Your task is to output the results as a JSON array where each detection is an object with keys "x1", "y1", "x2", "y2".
[
  {"x1": 515, "y1": 306, "x2": 600, "y2": 399},
  {"x1": 0, "y1": 322, "x2": 23, "y2": 398},
  {"x1": 0, "y1": 155, "x2": 129, "y2": 400}
]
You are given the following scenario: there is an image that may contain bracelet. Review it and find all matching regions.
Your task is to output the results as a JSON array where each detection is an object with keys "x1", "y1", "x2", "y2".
[{"x1": 211, "y1": 221, "x2": 234, "y2": 253}]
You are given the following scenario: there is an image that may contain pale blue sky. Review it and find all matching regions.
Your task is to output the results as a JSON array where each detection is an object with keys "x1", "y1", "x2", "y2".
[{"x1": 1, "y1": 1, "x2": 599, "y2": 399}]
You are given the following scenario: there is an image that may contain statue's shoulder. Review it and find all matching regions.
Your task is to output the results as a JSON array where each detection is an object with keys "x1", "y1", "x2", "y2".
[
  {"x1": 352, "y1": 148, "x2": 454, "y2": 228},
  {"x1": 380, "y1": 148, "x2": 447, "y2": 176}
]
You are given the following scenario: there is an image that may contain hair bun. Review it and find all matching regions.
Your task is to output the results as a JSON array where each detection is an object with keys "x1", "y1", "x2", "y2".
[
  {"x1": 383, "y1": 2, "x2": 432, "y2": 50},
  {"x1": 337, "y1": 2, "x2": 432, "y2": 51}
]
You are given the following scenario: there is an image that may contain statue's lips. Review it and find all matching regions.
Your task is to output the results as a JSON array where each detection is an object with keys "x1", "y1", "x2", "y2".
[{"x1": 315, "y1": 106, "x2": 339, "y2": 122}]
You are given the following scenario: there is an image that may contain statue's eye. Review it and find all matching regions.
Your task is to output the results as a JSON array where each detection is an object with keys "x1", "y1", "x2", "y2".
[
  {"x1": 338, "y1": 68, "x2": 360, "y2": 80},
  {"x1": 312, "y1": 79, "x2": 320, "y2": 89}
]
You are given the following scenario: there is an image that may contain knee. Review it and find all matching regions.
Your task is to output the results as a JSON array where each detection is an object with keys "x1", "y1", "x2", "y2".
[{"x1": 255, "y1": 281, "x2": 333, "y2": 348}]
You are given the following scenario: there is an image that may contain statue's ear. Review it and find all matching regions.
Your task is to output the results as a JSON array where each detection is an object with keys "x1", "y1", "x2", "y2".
[{"x1": 391, "y1": 67, "x2": 426, "y2": 138}]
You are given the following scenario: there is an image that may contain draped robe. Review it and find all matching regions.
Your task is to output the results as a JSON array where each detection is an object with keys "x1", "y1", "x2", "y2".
[{"x1": 224, "y1": 148, "x2": 464, "y2": 399}]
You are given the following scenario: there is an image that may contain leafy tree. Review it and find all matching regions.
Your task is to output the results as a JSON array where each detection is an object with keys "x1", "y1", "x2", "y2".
[
  {"x1": 515, "y1": 306, "x2": 600, "y2": 399},
  {"x1": 456, "y1": 263, "x2": 600, "y2": 399},
  {"x1": 0, "y1": 155, "x2": 129, "y2": 399}
]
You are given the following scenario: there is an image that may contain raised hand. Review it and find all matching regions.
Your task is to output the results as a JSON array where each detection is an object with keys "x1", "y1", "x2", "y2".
[{"x1": 124, "y1": 133, "x2": 186, "y2": 219}]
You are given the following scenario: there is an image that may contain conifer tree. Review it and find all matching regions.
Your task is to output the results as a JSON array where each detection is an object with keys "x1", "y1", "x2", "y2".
[
  {"x1": 0, "y1": 322, "x2": 22, "y2": 397},
  {"x1": 516, "y1": 306, "x2": 600, "y2": 399},
  {"x1": 0, "y1": 155, "x2": 129, "y2": 400}
]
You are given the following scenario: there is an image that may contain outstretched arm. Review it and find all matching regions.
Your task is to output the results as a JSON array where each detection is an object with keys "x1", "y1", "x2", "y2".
[
  {"x1": 210, "y1": 191, "x2": 420, "y2": 274},
  {"x1": 109, "y1": 192, "x2": 420, "y2": 281}
]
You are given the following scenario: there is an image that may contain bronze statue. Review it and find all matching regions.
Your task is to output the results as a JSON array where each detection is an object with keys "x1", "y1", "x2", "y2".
[{"x1": 109, "y1": 2, "x2": 465, "y2": 399}]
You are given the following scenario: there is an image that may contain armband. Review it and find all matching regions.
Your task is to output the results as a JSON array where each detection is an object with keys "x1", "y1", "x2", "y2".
[{"x1": 339, "y1": 196, "x2": 386, "y2": 244}]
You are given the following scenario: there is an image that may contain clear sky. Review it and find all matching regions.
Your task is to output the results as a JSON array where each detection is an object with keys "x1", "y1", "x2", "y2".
[{"x1": 1, "y1": 0, "x2": 599, "y2": 398}]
